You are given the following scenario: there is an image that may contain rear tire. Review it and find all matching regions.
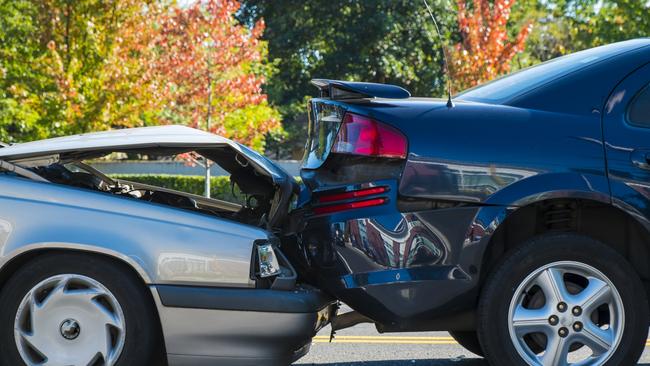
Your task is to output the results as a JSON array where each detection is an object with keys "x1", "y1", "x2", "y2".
[
  {"x1": 478, "y1": 233, "x2": 649, "y2": 366},
  {"x1": 0, "y1": 252, "x2": 161, "y2": 366},
  {"x1": 449, "y1": 330, "x2": 484, "y2": 357}
]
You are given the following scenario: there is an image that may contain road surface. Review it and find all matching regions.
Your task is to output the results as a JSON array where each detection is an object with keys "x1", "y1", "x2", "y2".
[{"x1": 296, "y1": 322, "x2": 650, "y2": 365}]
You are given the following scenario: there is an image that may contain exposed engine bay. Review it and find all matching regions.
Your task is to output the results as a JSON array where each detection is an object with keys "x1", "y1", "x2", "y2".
[
  {"x1": 31, "y1": 161, "x2": 274, "y2": 227},
  {"x1": 13, "y1": 146, "x2": 297, "y2": 231}
]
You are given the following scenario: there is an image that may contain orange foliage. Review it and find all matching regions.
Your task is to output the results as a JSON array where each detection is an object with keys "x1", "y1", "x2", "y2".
[
  {"x1": 108, "y1": 0, "x2": 279, "y2": 149},
  {"x1": 449, "y1": 0, "x2": 533, "y2": 92}
]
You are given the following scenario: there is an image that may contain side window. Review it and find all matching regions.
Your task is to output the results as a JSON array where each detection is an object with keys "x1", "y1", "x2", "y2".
[{"x1": 628, "y1": 84, "x2": 650, "y2": 127}]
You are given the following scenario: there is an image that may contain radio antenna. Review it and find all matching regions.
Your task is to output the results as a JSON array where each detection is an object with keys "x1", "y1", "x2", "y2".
[{"x1": 422, "y1": 0, "x2": 454, "y2": 108}]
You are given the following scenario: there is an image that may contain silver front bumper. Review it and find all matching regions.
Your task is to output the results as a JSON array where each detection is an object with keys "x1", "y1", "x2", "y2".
[{"x1": 150, "y1": 285, "x2": 335, "y2": 366}]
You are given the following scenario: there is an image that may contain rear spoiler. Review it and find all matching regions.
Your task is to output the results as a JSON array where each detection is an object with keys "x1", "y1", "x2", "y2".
[{"x1": 311, "y1": 79, "x2": 411, "y2": 100}]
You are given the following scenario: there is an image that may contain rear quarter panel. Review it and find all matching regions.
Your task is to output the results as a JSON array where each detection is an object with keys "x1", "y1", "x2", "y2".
[{"x1": 376, "y1": 101, "x2": 610, "y2": 204}]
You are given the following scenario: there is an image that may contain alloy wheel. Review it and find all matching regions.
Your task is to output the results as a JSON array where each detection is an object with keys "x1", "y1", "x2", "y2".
[{"x1": 507, "y1": 261, "x2": 624, "y2": 366}]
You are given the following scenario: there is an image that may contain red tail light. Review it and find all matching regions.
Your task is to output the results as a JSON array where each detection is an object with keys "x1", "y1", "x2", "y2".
[
  {"x1": 313, "y1": 198, "x2": 387, "y2": 215},
  {"x1": 313, "y1": 186, "x2": 389, "y2": 215},
  {"x1": 317, "y1": 186, "x2": 388, "y2": 203},
  {"x1": 331, "y1": 113, "x2": 407, "y2": 159}
]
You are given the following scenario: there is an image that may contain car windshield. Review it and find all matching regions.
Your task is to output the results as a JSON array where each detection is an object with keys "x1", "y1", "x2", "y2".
[{"x1": 457, "y1": 41, "x2": 643, "y2": 104}]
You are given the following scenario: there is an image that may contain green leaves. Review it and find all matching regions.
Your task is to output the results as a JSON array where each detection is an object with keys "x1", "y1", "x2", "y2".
[
  {"x1": 0, "y1": 0, "x2": 46, "y2": 143},
  {"x1": 239, "y1": 0, "x2": 454, "y2": 157},
  {"x1": 0, "y1": 0, "x2": 647, "y2": 153},
  {"x1": 0, "y1": 0, "x2": 281, "y2": 153},
  {"x1": 512, "y1": 0, "x2": 650, "y2": 68},
  {"x1": 0, "y1": 0, "x2": 147, "y2": 142}
]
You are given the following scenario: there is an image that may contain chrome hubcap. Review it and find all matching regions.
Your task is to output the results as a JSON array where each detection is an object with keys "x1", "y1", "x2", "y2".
[
  {"x1": 14, "y1": 274, "x2": 126, "y2": 366},
  {"x1": 508, "y1": 261, "x2": 624, "y2": 366}
]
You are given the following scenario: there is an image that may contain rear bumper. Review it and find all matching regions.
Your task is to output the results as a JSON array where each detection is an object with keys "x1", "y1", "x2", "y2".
[
  {"x1": 151, "y1": 285, "x2": 336, "y2": 366},
  {"x1": 296, "y1": 179, "x2": 484, "y2": 329},
  {"x1": 301, "y1": 212, "x2": 480, "y2": 328}
]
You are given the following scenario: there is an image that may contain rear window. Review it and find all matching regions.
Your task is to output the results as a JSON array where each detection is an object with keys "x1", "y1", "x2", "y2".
[
  {"x1": 302, "y1": 101, "x2": 345, "y2": 169},
  {"x1": 457, "y1": 41, "x2": 642, "y2": 104},
  {"x1": 628, "y1": 84, "x2": 650, "y2": 128}
]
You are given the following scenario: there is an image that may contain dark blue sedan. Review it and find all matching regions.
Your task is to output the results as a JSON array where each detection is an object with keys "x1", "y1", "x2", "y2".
[{"x1": 290, "y1": 38, "x2": 650, "y2": 366}]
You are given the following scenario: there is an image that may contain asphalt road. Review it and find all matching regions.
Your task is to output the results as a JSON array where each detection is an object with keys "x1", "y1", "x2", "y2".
[{"x1": 296, "y1": 322, "x2": 650, "y2": 365}]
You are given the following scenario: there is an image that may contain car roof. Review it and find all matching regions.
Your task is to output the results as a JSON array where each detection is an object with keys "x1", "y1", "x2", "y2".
[
  {"x1": 457, "y1": 38, "x2": 650, "y2": 105},
  {"x1": 0, "y1": 125, "x2": 232, "y2": 160}
]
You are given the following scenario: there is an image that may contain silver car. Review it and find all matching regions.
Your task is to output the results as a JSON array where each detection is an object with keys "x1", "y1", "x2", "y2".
[{"x1": 0, "y1": 125, "x2": 335, "y2": 366}]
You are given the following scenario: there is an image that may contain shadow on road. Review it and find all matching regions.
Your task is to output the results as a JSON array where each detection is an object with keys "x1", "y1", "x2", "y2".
[
  {"x1": 300, "y1": 360, "x2": 487, "y2": 366},
  {"x1": 302, "y1": 361, "x2": 650, "y2": 366}
]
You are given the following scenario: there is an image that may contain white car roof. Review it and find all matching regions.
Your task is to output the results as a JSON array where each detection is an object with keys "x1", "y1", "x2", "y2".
[{"x1": 0, "y1": 125, "x2": 232, "y2": 159}]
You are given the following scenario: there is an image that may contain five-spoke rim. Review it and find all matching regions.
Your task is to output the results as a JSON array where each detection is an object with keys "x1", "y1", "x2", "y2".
[
  {"x1": 14, "y1": 274, "x2": 126, "y2": 366},
  {"x1": 508, "y1": 261, "x2": 624, "y2": 366}
]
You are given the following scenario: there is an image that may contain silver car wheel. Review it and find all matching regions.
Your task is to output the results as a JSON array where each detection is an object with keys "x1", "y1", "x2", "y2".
[
  {"x1": 14, "y1": 274, "x2": 126, "y2": 366},
  {"x1": 508, "y1": 261, "x2": 624, "y2": 366}
]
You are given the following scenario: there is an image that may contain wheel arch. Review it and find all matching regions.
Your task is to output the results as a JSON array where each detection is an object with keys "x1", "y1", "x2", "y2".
[
  {"x1": 478, "y1": 197, "x2": 650, "y2": 294},
  {"x1": 0, "y1": 244, "x2": 153, "y2": 285}
]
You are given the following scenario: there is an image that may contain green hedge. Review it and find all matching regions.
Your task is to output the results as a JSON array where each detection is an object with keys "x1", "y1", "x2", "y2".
[{"x1": 110, "y1": 174, "x2": 244, "y2": 203}]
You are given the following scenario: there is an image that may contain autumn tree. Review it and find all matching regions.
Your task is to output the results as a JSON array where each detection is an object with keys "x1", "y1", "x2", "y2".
[
  {"x1": 449, "y1": 0, "x2": 533, "y2": 92},
  {"x1": 131, "y1": 0, "x2": 280, "y2": 151},
  {"x1": 0, "y1": 0, "x2": 279, "y2": 152},
  {"x1": 238, "y1": 0, "x2": 454, "y2": 158},
  {"x1": 101, "y1": 1, "x2": 167, "y2": 131},
  {"x1": 0, "y1": 0, "x2": 145, "y2": 143}
]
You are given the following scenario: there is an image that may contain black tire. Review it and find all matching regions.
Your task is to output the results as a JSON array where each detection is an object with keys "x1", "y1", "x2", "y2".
[
  {"x1": 477, "y1": 233, "x2": 649, "y2": 366},
  {"x1": 0, "y1": 252, "x2": 161, "y2": 366},
  {"x1": 449, "y1": 330, "x2": 484, "y2": 357}
]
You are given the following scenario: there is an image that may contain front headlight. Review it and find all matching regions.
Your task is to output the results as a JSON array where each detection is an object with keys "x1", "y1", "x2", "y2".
[{"x1": 257, "y1": 243, "x2": 281, "y2": 278}]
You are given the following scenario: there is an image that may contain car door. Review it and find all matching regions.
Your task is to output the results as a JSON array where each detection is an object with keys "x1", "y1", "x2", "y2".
[{"x1": 603, "y1": 62, "x2": 650, "y2": 226}]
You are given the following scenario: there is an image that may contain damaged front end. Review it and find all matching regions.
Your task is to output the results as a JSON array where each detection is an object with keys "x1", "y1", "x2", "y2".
[{"x1": 0, "y1": 126, "x2": 340, "y2": 365}]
